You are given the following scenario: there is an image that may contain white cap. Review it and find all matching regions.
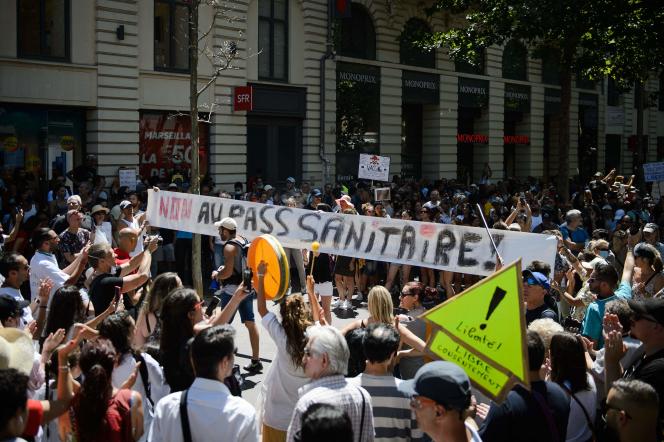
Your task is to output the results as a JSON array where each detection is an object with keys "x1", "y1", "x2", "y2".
[
  {"x1": 214, "y1": 217, "x2": 237, "y2": 231},
  {"x1": 264, "y1": 184, "x2": 273, "y2": 191}
]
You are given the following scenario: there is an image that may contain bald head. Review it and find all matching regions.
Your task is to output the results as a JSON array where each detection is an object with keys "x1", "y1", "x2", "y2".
[{"x1": 118, "y1": 228, "x2": 138, "y2": 253}]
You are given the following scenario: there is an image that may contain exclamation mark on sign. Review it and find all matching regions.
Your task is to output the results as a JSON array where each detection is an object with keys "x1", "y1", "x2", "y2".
[{"x1": 480, "y1": 287, "x2": 507, "y2": 330}]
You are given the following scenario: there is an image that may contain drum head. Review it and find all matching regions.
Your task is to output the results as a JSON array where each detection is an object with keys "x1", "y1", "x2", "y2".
[{"x1": 248, "y1": 234, "x2": 290, "y2": 300}]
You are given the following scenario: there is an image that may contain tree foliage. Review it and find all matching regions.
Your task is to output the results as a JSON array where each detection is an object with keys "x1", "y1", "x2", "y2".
[{"x1": 424, "y1": 0, "x2": 663, "y2": 198}]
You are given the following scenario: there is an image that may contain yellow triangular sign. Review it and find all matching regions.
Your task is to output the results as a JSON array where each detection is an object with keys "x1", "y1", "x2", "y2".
[{"x1": 421, "y1": 260, "x2": 529, "y2": 402}]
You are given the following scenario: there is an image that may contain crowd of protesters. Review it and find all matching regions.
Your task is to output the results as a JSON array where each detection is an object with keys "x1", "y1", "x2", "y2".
[{"x1": 1, "y1": 158, "x2": 664, "y2": 442}]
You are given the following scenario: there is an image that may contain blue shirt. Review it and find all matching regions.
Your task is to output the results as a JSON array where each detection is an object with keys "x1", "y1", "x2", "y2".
[
  {"x1": 559, "y1": 223, "x2": 589, "y2": 246},
  {"x1": 175, "y1": 230, "x2": 193, "y2": 239},
  {"x1": 581, "y1": 281, "x2": 632, "y2": 349}
]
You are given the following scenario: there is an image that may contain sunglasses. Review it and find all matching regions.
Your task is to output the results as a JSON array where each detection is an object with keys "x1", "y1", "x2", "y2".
[
  {"x1": 191, "y1": 300, "x2": 204, "y2": 311},
  {"x1": 400, "y1": 291, "x2": 415, "y2": 298},
  {"x1": 523, "y1": 277, "x2": 539, "y2": 286}
]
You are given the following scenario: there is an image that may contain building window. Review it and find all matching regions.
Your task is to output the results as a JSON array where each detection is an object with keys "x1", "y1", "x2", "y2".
[
  {"x1": 576, "y1": 71, "x2": 597, "y2": 90},
  {"x1": 399, "y1": 18, "x2": 435, "y2": 68},
  {"x1": 258, "y1": 0, "x2": 288, "y2": 81},
  {"x1": 607, "y1": 77, "x2": 622, "y2": 106},
  {"x1": 502, "y1": 40, "x2": 527, "y2": 81},
  {"x1": 154, "y1": 0, "x2": 191, "y2": 72},
  {"x1": 541, "y1": 50, "x2": 561, "y2": 85},
  {"x1": 455, "y1": 48, "x2": 485, "y2": 75},
  {"x1": 17, "y1": 0, "x2": 70, "y2": 60},
  {"x1": 335, "y1": 3, "x2": 376, "y2": 60}
]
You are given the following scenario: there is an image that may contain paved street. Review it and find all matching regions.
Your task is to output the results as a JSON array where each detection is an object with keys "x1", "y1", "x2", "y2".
[{"x1": 229, "y1": 294, "x2": 371, "y2": 407}]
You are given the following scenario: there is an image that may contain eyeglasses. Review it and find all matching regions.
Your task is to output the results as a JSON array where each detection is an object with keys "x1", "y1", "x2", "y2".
[
  {"x1": 400, "y1": 291, "x2": 414, "y2": 298},
  {"x1": 410, "y1": 396, "x2": 438, "y2": 410},
  {"x1": 601, "y1": 401, "x2": 632, "y2": 420}
]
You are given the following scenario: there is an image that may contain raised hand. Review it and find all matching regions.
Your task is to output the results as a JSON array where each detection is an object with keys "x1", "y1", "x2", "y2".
[{"x1": 43, "y1": 328, "x2": 66, "y2": 355}]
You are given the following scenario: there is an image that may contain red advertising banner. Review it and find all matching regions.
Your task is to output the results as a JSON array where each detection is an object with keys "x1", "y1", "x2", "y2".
[
  {"x1": 233, "y1": 86, "x2": 253, "y2": 112},
  {"x1": 139, "y1": 112, "x2": 209, "y2": 180}
]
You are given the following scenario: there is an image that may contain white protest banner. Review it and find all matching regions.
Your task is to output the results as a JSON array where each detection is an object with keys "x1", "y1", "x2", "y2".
[
  {"x1": 358, "y1": 154, "x2": 390, "y2": 181},
  {"x1": 146, "y1": 190, "x2": 557, "y2": 276},
  {"x1": 643, "y1": 162, "x2": 664, "y2": 183}
]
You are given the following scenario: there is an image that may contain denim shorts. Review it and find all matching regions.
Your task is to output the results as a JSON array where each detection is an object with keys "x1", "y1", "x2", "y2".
[{"x1": 218, "y1": 284, "x2": 255, "y2": 323}]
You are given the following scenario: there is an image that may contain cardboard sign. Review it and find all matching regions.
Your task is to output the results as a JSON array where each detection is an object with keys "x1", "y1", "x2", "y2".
[
  {"x1": 145, "y1": 191, "x2": 557, "y2": 277},
  {"x1": 358, "y1": 154, "x2": 390, "y2": 181},
  {"x1": 421, "y1": 260, "x2": 529, "y2": 401},
  {"x1": 119, "y1": 168, "x2": 137, "y2": 191},
  {"x1": 643, "y1": 162, "x2": 664, "y2": 183},
  {"x1": 374, "y1": 187, "x2": 391, "y2": 202}
]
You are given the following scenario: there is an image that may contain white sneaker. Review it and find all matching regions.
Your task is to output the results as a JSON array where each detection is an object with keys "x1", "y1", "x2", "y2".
[
  {"x1": 342, "y1": 300, "x2": 351, "y2": 310},
  {"x1": 331, "y1": 299, "x2": 340, "y2": 308}
]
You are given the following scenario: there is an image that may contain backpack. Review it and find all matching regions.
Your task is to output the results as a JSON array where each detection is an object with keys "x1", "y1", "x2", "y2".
[{"x1": 227, "y1": 236, "x2": 250, "y2": 277}]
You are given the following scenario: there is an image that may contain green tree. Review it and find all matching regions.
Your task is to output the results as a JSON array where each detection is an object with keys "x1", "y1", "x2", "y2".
[
  {"x1": 598, "y1": 0, "x2": 664, "y2": 185},
  {"x1": 186, "y1": 1, "x2": 241, "y2": 295},
  {"x1": 424, "y1": 0, "x2": 625, "y2": 200}
]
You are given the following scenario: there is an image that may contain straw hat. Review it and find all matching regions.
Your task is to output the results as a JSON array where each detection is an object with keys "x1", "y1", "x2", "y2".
[{"x1": 0, "y1": 328, "x2": 35, "y2": 375}]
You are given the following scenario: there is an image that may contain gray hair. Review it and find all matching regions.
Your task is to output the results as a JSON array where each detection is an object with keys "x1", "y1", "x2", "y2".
[
  {"x1": 306, "y1": 325, "x2": 349, "y2": 376},
  {"x1": 566, "y1": 209, "x2": 582, "y2": 223}
]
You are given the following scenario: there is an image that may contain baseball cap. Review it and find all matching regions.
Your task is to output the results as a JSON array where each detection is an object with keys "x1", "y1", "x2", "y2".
[
  {"x1": 628, "y1": 298, "x2": 664, "y2": 326},
  {"x1": 0, "y1": 294, "x2": 29, "y2": 322},
  {"x1": 286, "y1": 177, "x2": 296, "y2": 183},
  {"x1": 263, "y1": 184, "x2": 273, "y2": 191},
  {"x1": 602, "y1": 204, "x2": 613, "y2": 211},
  {"x1": 119, "y1": 200, "x2": 132, "y2": 210},
  {"x1": 311, "y1": 188, "x2": 323, "y2": 197},
  {"x1": 644, "y1": 223, "x2": 659, "y2": 233},
  {"x1": 214, "y1": 217, "x2": 237, "y2": 231},
  {"x1": 522, "y1": 269, "x2": 551, "y2": 291},
  {"x1": 168, "y1": 182, "x2": 178, "y2": 189},
  {"x1": 397, "y1": 361, "x2": 471, "y2": 410}
]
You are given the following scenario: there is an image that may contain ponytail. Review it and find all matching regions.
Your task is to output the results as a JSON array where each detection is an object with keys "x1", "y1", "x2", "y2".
[{"x1": 73, "y1": 339, "x2": 116, "y2": 442}]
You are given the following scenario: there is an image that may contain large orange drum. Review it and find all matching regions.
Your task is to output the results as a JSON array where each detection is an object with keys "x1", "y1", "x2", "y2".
[{"x1": 248, "y1": 234, "x2": 290, "y2": 300}]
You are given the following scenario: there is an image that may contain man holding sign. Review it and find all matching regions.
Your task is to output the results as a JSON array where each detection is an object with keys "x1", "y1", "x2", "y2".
[{"x1": 212, "y1": 217, "x2": 262, "y2": 373}]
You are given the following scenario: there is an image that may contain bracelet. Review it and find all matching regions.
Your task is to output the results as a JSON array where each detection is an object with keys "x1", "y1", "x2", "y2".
[
  {"x1": 39, "y1": 306, "x2": 47, "y2": 309},
  {"x1": 257, "y1": 273, "x2": 265, "y2": 277},
  {"x1": 59, "y1": 365, "x2": 70, "y2": 371}
]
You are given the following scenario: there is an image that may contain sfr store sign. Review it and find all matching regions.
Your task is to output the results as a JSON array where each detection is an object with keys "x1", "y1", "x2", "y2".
[{"x1": 234, "y1": 86, "x2": 253, "y2": 111}]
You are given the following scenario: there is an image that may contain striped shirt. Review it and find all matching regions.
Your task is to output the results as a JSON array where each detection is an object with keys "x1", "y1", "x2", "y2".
[
  {"x1": 349, "y1": 373, "x2": 424, "y2": 441},
  {"x1": 287, "y1": 374, "x2": 374, "y2": 442}
]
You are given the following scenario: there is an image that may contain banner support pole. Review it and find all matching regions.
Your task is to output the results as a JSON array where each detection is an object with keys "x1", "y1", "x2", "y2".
[{"x1": 477, "y1": 203, "x2": 504, "y2": 265}]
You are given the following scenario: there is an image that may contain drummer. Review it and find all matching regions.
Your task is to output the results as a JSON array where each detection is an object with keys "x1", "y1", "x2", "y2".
[{"x1": 212, "y1": 217, "x2": 263, "y2": 374}]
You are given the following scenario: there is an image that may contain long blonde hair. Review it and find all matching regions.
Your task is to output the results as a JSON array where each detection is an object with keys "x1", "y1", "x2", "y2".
[{"x1": 368, "y1": 285, "x2": 394, "y2": 324}]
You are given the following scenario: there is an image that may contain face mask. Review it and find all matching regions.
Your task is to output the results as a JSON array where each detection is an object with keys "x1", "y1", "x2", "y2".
[{"x1": 599, "y1": 250, "x2": 610, "y2": 258}]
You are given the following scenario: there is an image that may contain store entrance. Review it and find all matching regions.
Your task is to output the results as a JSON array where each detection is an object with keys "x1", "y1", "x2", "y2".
[
  {"x1": 247, "y1": 117, "x2": 302, "y2": 186},
  {"x1": 401, "y1": 104, "x2": 423, "y2": 179}
]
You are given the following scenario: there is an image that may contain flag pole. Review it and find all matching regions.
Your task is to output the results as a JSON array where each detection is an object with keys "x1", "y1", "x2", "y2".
[{"x1": 476, "y1": 203, "x2": 504, "y2": 265}]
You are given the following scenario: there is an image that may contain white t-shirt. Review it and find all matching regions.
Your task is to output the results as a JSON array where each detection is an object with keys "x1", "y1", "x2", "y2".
[
  {"x1": 564, "y1": 374, "x2": 597, "y2": 442},
  {"x1": 93, "y1": 222, "x2": 113, "y2": 245},
  {"x1": 112, "y1": 352, "x2": 170, "y2": 442},
  {"x1": 29, "y1": 251, "x2": 69, "y2": 304},
  {"x1": 260, "y1": 312, "x2": 309, "y2": 431},
  {"x1": 0, "y1": 286, "x2": 33, "y2": 327},
  {"x1": 530, "y1": 214, "x2": 543, "y2": 231}
]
